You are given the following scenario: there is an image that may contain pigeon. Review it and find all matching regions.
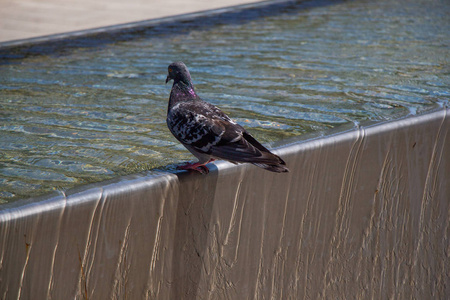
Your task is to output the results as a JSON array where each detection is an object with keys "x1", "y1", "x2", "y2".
[{"x1": 165, "y1": 61, "x2": 289, "y2": 174}]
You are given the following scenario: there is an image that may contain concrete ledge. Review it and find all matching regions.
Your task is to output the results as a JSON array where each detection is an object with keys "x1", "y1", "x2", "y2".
[
  {"x1": 1, "y1": 108, "x2": 448, "y2": 299},
  {"x1": 0, "y1": 0, "x2": 297, "y2": 49},
  {"x1": 0, "y1": 0, "x2": 266, "y2": 43}
]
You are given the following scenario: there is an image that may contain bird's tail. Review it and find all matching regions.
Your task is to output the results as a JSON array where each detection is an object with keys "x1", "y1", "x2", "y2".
[
  {"x1": 252, "y1": 162, "x2": 289, "y2": 173},
  {"x1": 239, "y1": 132, "x2": 289, "y2": 173}
]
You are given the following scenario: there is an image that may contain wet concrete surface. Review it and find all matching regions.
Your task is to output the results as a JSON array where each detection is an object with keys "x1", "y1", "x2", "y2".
[{"x1": 1, "y1": 109, "x2": 448, "y2": 299}]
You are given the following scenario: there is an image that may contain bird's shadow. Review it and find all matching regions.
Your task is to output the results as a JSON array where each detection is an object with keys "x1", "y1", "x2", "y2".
[{"x1": 169, "y1": 163, "x2": 219, "y2": 299}]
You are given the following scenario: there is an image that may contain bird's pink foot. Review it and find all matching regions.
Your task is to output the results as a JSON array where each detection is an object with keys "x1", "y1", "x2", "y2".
[
  {"x1": 177, "y1": 159, "x2": 215, "y2": 174},
  {"x1": 177, "y1": 162, "x2": 209, "y2": 174}
]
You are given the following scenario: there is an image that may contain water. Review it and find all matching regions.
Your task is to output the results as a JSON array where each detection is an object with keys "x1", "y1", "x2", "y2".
[{"x1": 0, "y1": 0, "x2": 448, "y2": 203}]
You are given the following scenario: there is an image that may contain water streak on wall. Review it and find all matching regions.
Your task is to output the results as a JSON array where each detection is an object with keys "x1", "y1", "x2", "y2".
[{"x1": 0, "y1": 109, "x2": 448, "y2": 299}]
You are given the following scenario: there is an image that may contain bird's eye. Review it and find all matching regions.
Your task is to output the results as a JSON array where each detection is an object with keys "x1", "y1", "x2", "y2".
[{"x1": 168, "y1": 68, "x2": 173, "y2": 73}]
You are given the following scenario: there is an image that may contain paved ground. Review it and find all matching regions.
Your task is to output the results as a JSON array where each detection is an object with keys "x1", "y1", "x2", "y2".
[{"x1": 0, "y1": 0, "x2": 263, "y2": 43}]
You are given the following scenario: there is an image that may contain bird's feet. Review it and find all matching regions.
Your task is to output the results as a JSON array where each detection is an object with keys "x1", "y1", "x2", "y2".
[{"x1": 177, "y1": 159, "x2": 215, "y2": 174}]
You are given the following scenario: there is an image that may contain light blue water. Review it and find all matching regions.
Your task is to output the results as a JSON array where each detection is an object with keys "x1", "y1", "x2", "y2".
[{"x1": 0, "y1": 0, "x2": 449, "y2": 203}]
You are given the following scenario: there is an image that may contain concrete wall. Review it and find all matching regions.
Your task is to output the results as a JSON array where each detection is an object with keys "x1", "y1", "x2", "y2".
[{"x1": 0, "y1": 109, "x2": 448, "y2": 299}]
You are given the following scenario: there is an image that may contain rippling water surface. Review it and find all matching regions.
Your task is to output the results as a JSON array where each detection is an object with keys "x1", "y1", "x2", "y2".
[{"x1": 0, "y1": 0, "x2": 449, "y2": 203}]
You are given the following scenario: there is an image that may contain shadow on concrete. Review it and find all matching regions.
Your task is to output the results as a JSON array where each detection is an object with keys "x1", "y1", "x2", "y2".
[{"x1": 170, "y1": 165, "x2": 219, "y2": 299}]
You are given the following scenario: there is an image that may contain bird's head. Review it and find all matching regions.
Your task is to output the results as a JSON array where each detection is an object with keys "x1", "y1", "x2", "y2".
[{"x1": 166, "y1": 61, "x2": 192, "y2": 85}]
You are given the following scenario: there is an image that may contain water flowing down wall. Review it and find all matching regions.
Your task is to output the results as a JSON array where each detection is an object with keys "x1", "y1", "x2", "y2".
[{"x1": 0, "y1": 108, "x2": 448, "y2": 299}]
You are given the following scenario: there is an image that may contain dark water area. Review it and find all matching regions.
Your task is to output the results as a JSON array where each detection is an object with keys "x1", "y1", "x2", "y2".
[{"x1": 0, "y1": 0, "x2": 448, "y2": 203}]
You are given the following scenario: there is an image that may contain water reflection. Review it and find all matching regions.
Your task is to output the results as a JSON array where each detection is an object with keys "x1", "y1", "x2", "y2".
[{"x1": 0, "y1": 0, "x2": 448, "y2": 202}]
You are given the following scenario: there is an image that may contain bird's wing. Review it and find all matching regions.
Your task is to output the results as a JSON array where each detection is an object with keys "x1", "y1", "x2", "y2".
[
  {"x1": 167, "y1": 101, "x2": 242, "y2": 152},
  {"x1": 209, "y1": 131, "x2": 285, "y2": 164},
  {"x1": 167, "y1": 101, "x2": 284, "y2": 165}
]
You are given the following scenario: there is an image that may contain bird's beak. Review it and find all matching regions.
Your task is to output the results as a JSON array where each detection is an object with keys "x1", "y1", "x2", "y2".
[{"x1": 165, "y1": 75, "x2": 171, "y2": 84}]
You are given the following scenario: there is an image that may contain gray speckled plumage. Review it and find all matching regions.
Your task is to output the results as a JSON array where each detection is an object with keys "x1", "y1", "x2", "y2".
[{"x1": 166, "y1": 61, "x2": 289, "y2": 173}]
